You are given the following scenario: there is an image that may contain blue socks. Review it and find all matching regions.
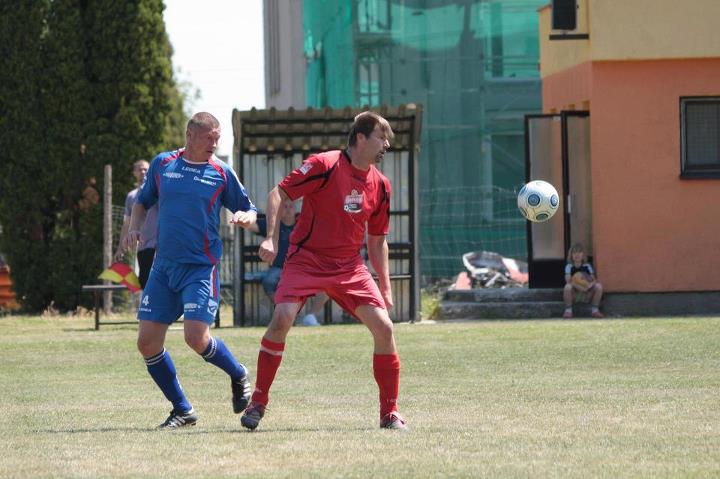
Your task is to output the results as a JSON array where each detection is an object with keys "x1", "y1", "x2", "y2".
[
  {"x1": 144, "y1": 349, "x2": 192, "y2": 413},
  {"x1": 145, "y1": 338, "x2": 245, "y2": 414},
  {"x1": 201, "y1": 337, "x2": 247, "y2": 381}
]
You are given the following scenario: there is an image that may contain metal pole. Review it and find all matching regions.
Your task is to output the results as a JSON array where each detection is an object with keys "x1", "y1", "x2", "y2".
[
  {"x1": 103, "y1": 164, "x2": 112, "y2": 314},
  {"x1": 233, "y1": 142, "x2": 244, "y2": 327}
]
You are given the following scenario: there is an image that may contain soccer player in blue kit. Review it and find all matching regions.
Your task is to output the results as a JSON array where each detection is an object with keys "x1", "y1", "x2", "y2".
[{"x1": 124, "y1": 112, "x2": 257, "y2": 428}]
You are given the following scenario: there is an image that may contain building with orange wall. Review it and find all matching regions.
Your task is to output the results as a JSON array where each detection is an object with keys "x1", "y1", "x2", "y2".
[{"x1": 537, "y1": 0, "x2": 720, "y2": 294}]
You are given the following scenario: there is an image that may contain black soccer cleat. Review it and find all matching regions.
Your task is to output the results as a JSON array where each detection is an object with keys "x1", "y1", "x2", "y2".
[
  {"x1": 158, "y1": 408, "x2": 198, "y2": 429},
  {"x1": 232, "y1": 375, "x2": 252, "y2": 414},
  {"x1": 240, "y1": 402, "x2": 266, "y2": 431}
]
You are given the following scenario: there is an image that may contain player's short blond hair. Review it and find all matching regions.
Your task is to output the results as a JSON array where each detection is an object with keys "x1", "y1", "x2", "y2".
[{"x1": 187, "y1": 112, "x2": 220, "y2": 132}]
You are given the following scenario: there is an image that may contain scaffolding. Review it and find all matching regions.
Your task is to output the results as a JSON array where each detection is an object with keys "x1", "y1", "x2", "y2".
[{"x1": 303, "y1": 0, "x2": 545, "y2": 279}]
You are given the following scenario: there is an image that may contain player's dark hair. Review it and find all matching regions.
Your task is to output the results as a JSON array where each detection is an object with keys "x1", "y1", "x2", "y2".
[
  {"x1": 347, "y1": 111, "x2": 394, "y2": 146},
  {"x1": 187, "y1": 112, "x2": 220, "y2": 131}
]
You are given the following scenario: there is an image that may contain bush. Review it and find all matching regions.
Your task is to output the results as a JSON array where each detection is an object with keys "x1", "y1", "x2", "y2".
[{"x1": 0, "y1": 0, "x2": 186, "y2": 312}]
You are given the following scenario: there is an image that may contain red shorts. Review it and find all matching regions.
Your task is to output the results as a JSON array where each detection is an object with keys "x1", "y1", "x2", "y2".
[{"x1": 274, "y1": 248, "x2": 385, "y2": 318}]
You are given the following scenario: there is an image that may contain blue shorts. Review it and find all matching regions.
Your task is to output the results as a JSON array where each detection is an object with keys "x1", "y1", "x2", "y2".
[
  {"x1": 138, "y1": 257, "x2": 220, "y2": 325},
  {"x1": 261, "y1": 267, "x2": 283, "y2": 296}
]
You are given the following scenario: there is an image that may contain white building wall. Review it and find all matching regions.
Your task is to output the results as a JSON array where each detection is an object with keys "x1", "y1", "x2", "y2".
[{"x1": 263, "y1": 0, "x2": 306, "y2": 108}]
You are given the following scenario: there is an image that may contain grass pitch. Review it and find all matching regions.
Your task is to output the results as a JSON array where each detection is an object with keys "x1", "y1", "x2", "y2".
[{"x1": 1, "y1": 314, "x2": 719, "y2": 478}]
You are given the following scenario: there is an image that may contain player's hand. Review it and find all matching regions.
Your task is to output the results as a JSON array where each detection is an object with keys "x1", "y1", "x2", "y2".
[
  {"x1": 381, "y1": 287, "x2": 393, "y2": 310},
  {"x1": 113, "y1": 249, "x2": 125, "y2": 262},
  {"x1": 123, "y1": 230, "x2": 141, "y2": 251},
  {"x1": 231, "y1": 210, "x2": 256, "y2": 228},
  {"x1": 258, "y1": 237, "x2": 278, "y2": 264}
]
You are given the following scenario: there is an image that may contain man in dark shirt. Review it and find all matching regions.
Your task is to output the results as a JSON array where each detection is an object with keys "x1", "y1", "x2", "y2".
[{"x1": 249, "y1": 199, "x2": 296, "y2": 302}]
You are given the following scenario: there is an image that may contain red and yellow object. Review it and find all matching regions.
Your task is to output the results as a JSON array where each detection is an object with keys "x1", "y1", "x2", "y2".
[
  {"x1": 99, "y1": 262, "x2": 141, "y2": 292},
  {"x1": 0, "y1": 265, "x2": 19, "y2": 310}
]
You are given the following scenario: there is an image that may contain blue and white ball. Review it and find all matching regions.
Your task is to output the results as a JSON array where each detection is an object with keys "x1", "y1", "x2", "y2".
[{"x1": 517, "y1": 180, "x2": 560, "y2": 223}]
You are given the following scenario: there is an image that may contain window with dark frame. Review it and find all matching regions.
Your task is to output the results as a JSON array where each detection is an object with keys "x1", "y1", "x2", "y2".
[{"x1": 680, "y1": 97, "x2": 720, "y2": 178}]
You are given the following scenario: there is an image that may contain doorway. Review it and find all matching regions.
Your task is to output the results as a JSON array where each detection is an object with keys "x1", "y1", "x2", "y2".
[{"x1": 524, "y1": 111, "x2": 591, "y2": 287}]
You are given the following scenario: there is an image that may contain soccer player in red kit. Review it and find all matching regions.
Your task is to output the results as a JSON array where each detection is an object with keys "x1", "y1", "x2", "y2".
[{"x1": 241, "y1": 111, "x2": 406, "y2": 430}]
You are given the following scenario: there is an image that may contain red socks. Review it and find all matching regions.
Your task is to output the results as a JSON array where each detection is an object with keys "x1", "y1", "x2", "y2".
[
  {"x1": 373, "y1": 353, "x2": 401, "y2": 417},
  {"x1": 251, "y1": 337, "x2": 285, "y2": 405},
  {"x1": 252, "y1": 340, "x2": 400, "y2": 418}
]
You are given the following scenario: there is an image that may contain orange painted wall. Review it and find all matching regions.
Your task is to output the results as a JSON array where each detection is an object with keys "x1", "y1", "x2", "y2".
[
  {"x1": 544, "y1": 58, "x2": 720, "y2": 292},
  {"x1": 542, "y1": 62, "x2": 593, "y2": 112}
]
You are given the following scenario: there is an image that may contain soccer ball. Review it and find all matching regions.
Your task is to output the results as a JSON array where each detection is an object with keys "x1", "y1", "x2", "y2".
[{"x1": 517, "y1": 180, "x2": 560, "y2": 222}]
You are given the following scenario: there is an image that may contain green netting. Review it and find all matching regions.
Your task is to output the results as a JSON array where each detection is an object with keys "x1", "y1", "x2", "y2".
[{"x1": 304, "y1": 0, "x2": 545, "y2": 279}]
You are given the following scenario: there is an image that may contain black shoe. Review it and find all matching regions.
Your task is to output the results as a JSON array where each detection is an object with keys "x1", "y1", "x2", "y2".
[
  {"x1": 158, "y1": 408, "x2": 198, "y2": 429},
  {"x1": 232, "y1": 374, "x2": 251, "y2": 414},
  {"x1": 240, "y1": 402, "x2": 266, "y2": 431}
]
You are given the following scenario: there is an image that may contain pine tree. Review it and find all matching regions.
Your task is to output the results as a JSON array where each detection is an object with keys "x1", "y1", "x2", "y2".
[{"x1": 0, "y1": 0, "x2": 187, "y2": 311}]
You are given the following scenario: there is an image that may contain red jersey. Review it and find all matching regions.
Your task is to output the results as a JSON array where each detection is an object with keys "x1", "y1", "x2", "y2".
[{"x1": 278, "y1": 150, "x2": 391, "y2": 259}]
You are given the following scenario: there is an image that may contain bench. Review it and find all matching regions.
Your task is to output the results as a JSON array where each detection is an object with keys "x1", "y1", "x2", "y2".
[
  {"x1": 81, "y1": 284, "x2": 137, "y2": 330},
  {"x1": 238, "y1": 242, "x2": 414, "y2": 325},
  {"x1": 82, "y1": 284, "x2": 221, "y2": 330}
]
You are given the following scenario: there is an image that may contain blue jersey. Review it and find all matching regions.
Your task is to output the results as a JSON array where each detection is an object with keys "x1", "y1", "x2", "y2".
[{"x1": 138, "y1": 149, "x2": 256, "y2": 265}]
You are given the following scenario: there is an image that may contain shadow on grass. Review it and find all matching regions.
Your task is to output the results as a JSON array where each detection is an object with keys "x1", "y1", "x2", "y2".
[{"x1": 35, "y1": 425, "x2": 377, "y2": 434}]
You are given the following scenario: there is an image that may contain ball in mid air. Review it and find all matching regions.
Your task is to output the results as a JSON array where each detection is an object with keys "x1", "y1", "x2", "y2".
[{"x1": 517, "y1": 180, "x2": 560, "y2": 223}]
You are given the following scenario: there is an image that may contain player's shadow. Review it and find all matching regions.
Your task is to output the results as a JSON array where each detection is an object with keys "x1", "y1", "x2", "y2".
[
  {"x1": 36, "y1": 425, "x2": 375, "y2": 434},
  {"x1": 36, "y1": 426, "x2": 158, "y2": 434}
]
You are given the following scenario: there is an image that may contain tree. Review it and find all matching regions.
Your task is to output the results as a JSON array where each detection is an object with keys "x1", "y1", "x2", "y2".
[{"x1": 0, "y1": 0, "x2": 187, "y2": 311}]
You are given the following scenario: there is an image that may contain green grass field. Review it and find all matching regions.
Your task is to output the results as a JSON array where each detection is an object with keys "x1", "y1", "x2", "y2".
[{"x1": 1, "y1": 314, "x2": 719, "y2": 478}]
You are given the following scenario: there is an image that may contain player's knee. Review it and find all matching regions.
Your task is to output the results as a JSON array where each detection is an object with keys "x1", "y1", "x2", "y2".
[
  {"x1": 137, "y1": 336, "x2": 161, "y2": 357},
  {"x1": 595, "y1": 283, "x2": 603, "y2": 294},
  {"x1": 372, "y1": 316, "x2": 395, "y2": 341},
  {"x1": 184, "y1": 331, "x2": 208, "y2": 353},
  {"x1": 269, "y1": 307, "x2": 295, "y2": 333}
]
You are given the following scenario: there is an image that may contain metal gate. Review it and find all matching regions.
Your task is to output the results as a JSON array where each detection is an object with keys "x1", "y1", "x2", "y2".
[{"x1": 230, "y1": 105, "x2": 423, "y2": 326}]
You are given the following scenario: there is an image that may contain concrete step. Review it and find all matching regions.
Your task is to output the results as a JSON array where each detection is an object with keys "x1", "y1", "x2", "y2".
[
  {"x1": 440, "y1": 300, "x2": 593, "y2": 320},
  {"x1": 444, "y1": 288, "x2": 562, "y2": 303}
]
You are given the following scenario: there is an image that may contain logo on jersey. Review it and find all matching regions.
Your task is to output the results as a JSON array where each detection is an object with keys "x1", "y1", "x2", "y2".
[
  {"x1": 163, "y1": 172, "x2": 183, "y2": 179},
  {"x1": 208, "y1": 299, "x2": 218, "y2": 316},
  {"x1": 194, "y1": 176, "x2": 217, "y2": 187},
  {"x1": 343, "y1": 189, "x2": 364, "y2": 213},
  {"x1": 182, "y1": 166, "x2": 202, "y2": 174},
  {"x1": 299, "y1": 162, "x2": 313, "y2": 175}
]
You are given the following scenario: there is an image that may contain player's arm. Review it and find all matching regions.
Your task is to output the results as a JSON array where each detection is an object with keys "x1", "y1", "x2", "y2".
[
  {"x1": 247, "y1": 221, "x2": 260, "y2": 234},
  {"x1": 114, "y1": 191, "x2": 137, "y2": 261},
  {"x1": 367, "y1": 234, "x2": 393, "y2": 310},
  {"x1": 230, "y1": 209, "x2": 257, "y2": 228},
  {"x1": 114, "y1": 215, "x2": 131, "y2": 261},
  {"x1": 258, "y1": 187, "x2": 290, "y2": 264},
  {"x1": 123, "y1": 157, "x2": 158, "y2": 251},
  {"x1": 219, "y1": 163, "x2": 258, "y2": 228},
  {"x1": 123, "y1": 202, "x2": 148, "y2": 251}
]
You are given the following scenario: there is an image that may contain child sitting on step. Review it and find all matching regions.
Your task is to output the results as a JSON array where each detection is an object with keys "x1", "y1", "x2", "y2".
[{"x1": 563, "y1": 243, "x2": 604, "y2": 319}]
